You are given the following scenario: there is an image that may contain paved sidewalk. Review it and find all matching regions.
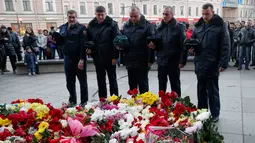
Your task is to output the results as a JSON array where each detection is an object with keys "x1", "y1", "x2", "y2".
[{"x1": 0, "y1": 65, "x2": 255, "y2": 143}]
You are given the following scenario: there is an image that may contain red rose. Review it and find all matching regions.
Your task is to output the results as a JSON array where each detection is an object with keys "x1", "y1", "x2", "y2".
[
  {"x1": 0, "y1": 129, "x2": 12, "y2": 141},
  {"x1": 99, "y1": 97, "x2": 107, "y2": 102},
  {"x1": 138, "y1": 116, "x2": 143, "y2": 121},
  {"x1": 158, "y1": 90, "x2": 165, "y2": 97},
  {"x1": 49, "y1": 121, "x2": 62, "y2": 132},
  {"x1": 15, "y1": 128, "x2": 26, "y2": 136},
  {"x1": 169, "y1": 91, "x2": 178, "y2": 99},
  {"x1": 25, "y1": 135, "x2": 33, "y2": 142},
  {"x1": 127, "y1": 90, "x2": 133, "y2": 95},
  {"x1": 133, "y1": 88, "x2": 139, "y2": 95},
  {"x1": 76, "y1": 106, "x2": 82, "y2": 111},
  {"x1": 135, "y1": 139, "x2": 144, "y2": 143}
]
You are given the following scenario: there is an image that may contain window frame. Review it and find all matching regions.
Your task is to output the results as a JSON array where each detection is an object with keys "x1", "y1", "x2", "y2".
[
  {"x1": 79, "y1": 2, "x2": 87, "y2": 15},
  {"x1": 180, "y1": 6, "x2": 184, "y2": 16},
  {"x1": 153, "y1": 5, "x2": 157, "y2": 15},
  {"x1": 5, "y1": 0, "x2": 14, "y2": 11},
  {"x1": 22, "y1": 0, "x2": 32, "y2": 11},
  {"x1": 107, "y1": 3, "x2": 114, "y2": 15},
  {"x1": 45, "y1": 0, "x2": 54, "y2": 12},
  {"x1": 143, "y1": 4, "x2": 148, "y2": 15}
]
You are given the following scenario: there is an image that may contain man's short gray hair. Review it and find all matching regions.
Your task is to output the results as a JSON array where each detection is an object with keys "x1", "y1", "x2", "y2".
[
  {"x1": 164, "y1": 6, "x2": 174, "y2": 14},
  {"x1": 129, "y1": 6, "x2": 140, "y2": 14}
]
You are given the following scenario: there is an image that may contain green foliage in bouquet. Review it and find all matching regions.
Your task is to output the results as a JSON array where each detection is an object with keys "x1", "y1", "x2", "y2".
[
  {"x1": 0, "y1": 104, "x2": 19, "y2": 116},
  {"x1": 193, "y1": 118, "x2": 224, "y2": 143}
]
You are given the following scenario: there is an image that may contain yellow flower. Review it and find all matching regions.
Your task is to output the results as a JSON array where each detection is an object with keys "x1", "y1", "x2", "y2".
[
  {"x1": 34, "y1": 131, "x2": 42, "y2": 140},
  {"x1": 0, "y1": 117, "x2": 12, "y2": 126},
  {"x1": 33, "y1": 105, "x2": 50, "y2": 119},
  {"x1": 38, "y1": 121, "x2": 49, "y2": 130},
  {"x1": 109, "y1": 95, "x2": 119, "y2": 102}
]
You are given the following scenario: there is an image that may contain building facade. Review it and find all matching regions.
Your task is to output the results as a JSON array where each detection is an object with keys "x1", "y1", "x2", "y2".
[
  {"x1": 0, "y1": 0, "x2": 222, "y2": 35},
  {"x1": 223, "y1": 0, "x2": 255, "y2": 22}
]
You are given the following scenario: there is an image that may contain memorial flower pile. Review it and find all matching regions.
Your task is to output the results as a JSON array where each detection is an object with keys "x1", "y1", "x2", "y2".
[{"x1": 0, "y1": 89, "x2": 224, "y2": 143}]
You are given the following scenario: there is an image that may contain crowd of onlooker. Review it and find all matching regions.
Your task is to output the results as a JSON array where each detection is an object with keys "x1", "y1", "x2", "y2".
[{"x1": 0, "y1": 26, "x2": 64, "y2": 75}]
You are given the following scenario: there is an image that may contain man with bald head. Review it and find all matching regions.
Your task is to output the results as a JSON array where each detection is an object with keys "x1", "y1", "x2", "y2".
[
  {"x1": 149, "y1": 6, "x2": 187, "y2": 96},
  {"x1": 122, "y1": 6, "x2": 155, "y2": 93}
]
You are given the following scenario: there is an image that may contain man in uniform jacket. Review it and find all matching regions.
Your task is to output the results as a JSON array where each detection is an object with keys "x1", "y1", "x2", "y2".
[
  {"x1": 189, "y1": 3, "x2": 230, "y2": 122},
  {"x1": 150, "y1": 6, "x2": 187, "y2": 96},
  {"x1": 59, "y1": 10, "x2": 88, "y2": 107},
  {"x1": 122, "y1": 6, "x2": 155, "y2": 93},
  {"x1": 87, "y1": 6, "x2": 121, "y2": 100}
]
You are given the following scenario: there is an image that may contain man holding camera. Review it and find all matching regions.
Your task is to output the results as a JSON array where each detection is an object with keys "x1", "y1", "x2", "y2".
[
  {"x1": 189, "y1": 3, "x2": 230, "y2": 122},
  {"x1": 149, "y1": 6, "x2": 187, "y2": 96},
  {"x1": 87, "y1": 6, "x2": 121, "y2": 100}
]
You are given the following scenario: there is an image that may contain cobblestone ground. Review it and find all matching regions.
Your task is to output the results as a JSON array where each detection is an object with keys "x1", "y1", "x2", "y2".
[{"x1": 1, "y1": 64, "x2": 255, "y2": 143}]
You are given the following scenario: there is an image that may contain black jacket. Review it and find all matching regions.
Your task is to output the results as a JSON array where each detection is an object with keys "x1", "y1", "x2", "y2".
[
  {"x1": 22, "y1": 35, "x2": 37, "y2": 50},
  {"x1": 122, "y1": 15, "x2": 155, "y2": 69},
  {"x1": 233, "y1": 28, "x2": 241, "y2": 44},
  {"x1": 192, "y1": 14, "x2": 230, "y2": 78},
  {"x1": 59, "y1": 23, "x2": 87, "y2": 60},
  {"x1": 238, "y1": 27, "x2": 255, "y2": 46},
  {"x1": 87, "y1": 16, "x2": 121, "y2": 66},
  {"x1": 155, "y1": 18, "x2": 187, "y2": 66},
  {"x1": 0, "y1": 33, "x2": 16, "y2": 56},
  {"x1": 9, "y1": 32, "x2": 21, "y2": 50}
]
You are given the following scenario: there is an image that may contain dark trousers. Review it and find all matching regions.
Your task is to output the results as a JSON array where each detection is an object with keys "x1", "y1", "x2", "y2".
[
  {"x1": 14, "y1": 47, "x2": 22, "y2": 61},
  {"x1": 158, "y1": 65, "x2": 181, "y2": 96},
  {"x1": 3, "y1": 55, "x2": 16, "y2": 71},
  {"x1": 51, "y1": 48, "x2": 56, "y2": 59},
  {"x1": 64, "y1": 56, "x2": 88, "y2": 104},
  {"x1": 239, "y1": 46, "x2": 251, "y2": 69},
  {"x1": 39, "y1": 47, "x2": 46, "y2": 60},
  {"x1": 252, "y1": 46, "x2": 255, "y2": 64},
  {"x1": 197, "y1": 76, "x2": 220, "y2": 118},
  {"x1": 127, "y1": 68, "x2": 149, "y2": 94},
  {"x1": 95, "y1": 65, "x2": 118, "y2": 98},
  {"x1": 57, "y1": 46, "x2": 64, "y2": 59}
]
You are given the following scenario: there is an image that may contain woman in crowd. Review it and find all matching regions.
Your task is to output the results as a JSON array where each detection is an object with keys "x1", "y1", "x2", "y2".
[
  {"x1": 0, "y1": 25, "x2": 17, "y2": 74},
  {"x1": 22, "y1": 27, "x2": 39, "y2": 74}
]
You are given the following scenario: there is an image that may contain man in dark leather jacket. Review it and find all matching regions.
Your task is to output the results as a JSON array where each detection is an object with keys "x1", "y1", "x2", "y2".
[
  {"x1": 232, "y1": 22, "x2": 242, "y2": 67},
  {"x1": 87, "y1": 6, "x2": 121, "y2": 100},
  {"x1": 150, "y1": 6, "x2": 187, "y2": 96},
  {"x1": 59, "y1": 10, "x2": 88, "y2": 107},
  {"x1": 122, "y1": 6, "x2": 155, "y2": 93},
  {"x1": 237, "y1": 20, "x2": 255, "y2": 70},
  {"x1": 189, "y1": 3, "x2": 230, "y2": 122}
]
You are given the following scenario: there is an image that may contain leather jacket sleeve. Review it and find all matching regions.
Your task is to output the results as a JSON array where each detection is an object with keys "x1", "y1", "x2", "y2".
[
  {"x1": 147, "y1": 24, "x2": 156, "y2": 64},
  {"x1": 179, "y1": 24, "x2": 188, "y2": 65}
]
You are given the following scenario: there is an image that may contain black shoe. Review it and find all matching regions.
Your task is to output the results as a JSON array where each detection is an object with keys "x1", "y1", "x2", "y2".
[
  {"x1": 245, "y1": 68, "x2": 250, "y2": 70},
  {"x1": 1, "y1": 72, "x2": 4, "y2": 75},
  {"x1": 4, "y1": 69, "x2": 10, "y2": 72},
  {"x1": 250, "y1": 64, "x2": 255, "y2": 66},
  {"x1": 233, "y1": 64, "x2": 238, "y2": 67},
  {"x1": 79, "y1": 102, "x2": 87, "y2": 107},
  {"x1": 67, "y1": 102, "x2": 77, "y2": 107},
  {"x1": 212, "y1": 116, "x2": 219, "y2": 123},
  {"x1": 238, "y1": 68, "x2": 242, "y2": 70},
  {"x1": 13, "y1": 71, "x2": 16, "y2": 74}
]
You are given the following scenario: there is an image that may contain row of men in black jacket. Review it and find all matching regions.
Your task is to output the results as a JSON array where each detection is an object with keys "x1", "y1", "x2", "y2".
[
  {"x1": 59, "y1": 4, "x2": 230, "y2": 122},
  {"x1": 228, "y1": 21, "x2": 255, "y2": 70}
]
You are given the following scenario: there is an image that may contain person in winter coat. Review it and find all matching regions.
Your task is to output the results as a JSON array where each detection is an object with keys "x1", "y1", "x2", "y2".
[
  {"x1": 22, "y1": 27, "x2": 39, "y2": 74},
  {"x1": 37, "y1": 29, "x2": 47, "y2": 60},
  {"x1": 87, "y1": 6, "x2": 121, "y2": 100},
  {"x1": 232, "y1": 22, "x2": 242, "y2": 67},
  {"x1": 122, "y1": 6, "x2": 155, "y2": 93},
  {"x1": 7, "y1": 27, "x2": 22, "y2": 61},
  {"x1": 59, "y1": 10, "x2": 88, "y2": 107},
  {"x1": 186, "y1": 23, "x2": 193, "y2": 40},
  {"x1": 0, "y1": 25, "x2": 17, "y2": 74},
  {"x1": 189, "y1": 3, "x2": 230, "y2": 122},
  {"x1": 237, "y1": 20, "x2": 255, "y2": 70},
  {"x1": 24, "y1": 46, "x2": 38, "y2": 75},
  {"x1": 150, "y1": 6, "x2": 187, "y2": 96}
]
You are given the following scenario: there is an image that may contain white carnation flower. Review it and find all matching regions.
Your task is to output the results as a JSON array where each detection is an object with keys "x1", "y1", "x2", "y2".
[
  {"x1": 195, "y1": 112, "x2": 210, "y2": 121},
  {"x1": 60, "y1": 120, "x2": 68, "y2": 128},
  {"x1": 109, "y1": 138, "x2": 118, "y2": 143},
  {"x1": 136, "y1": 133, "x2": 146, "y2": 142},
  {"x1": 91, "y1": 108, "x2": 104, "y2": 121}
]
